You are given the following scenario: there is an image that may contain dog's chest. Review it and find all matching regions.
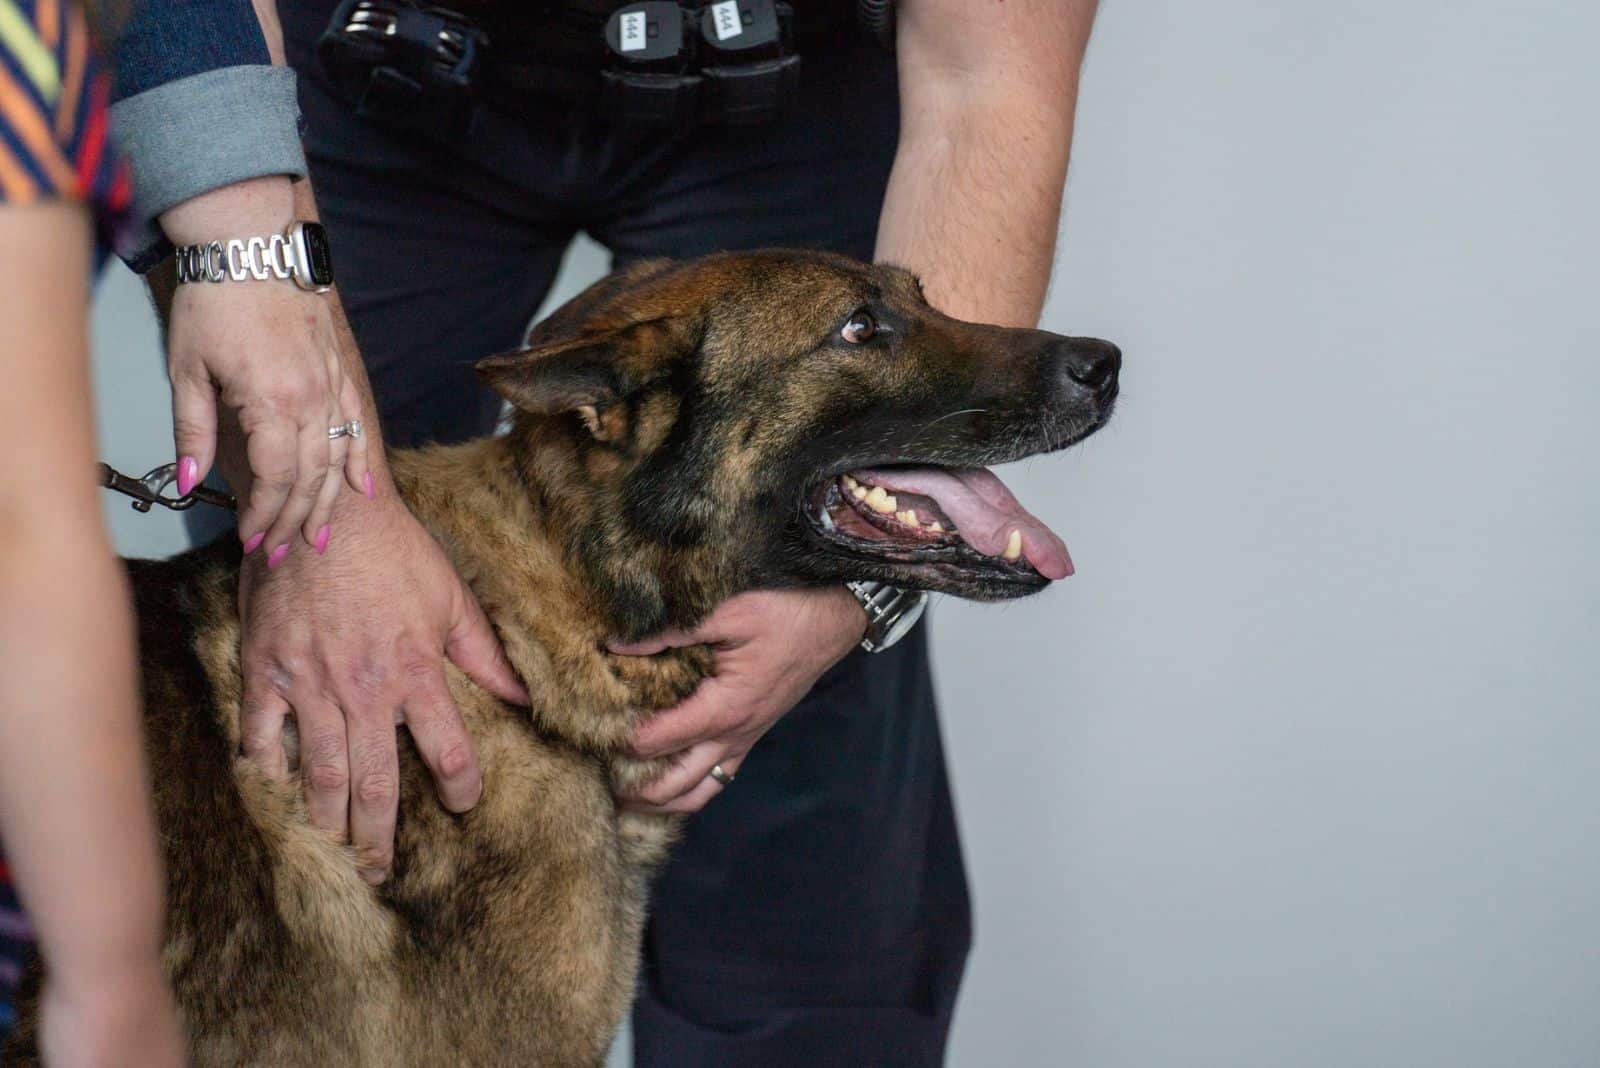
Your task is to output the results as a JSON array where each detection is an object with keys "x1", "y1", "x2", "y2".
[{"x1": 371, "y1": 706, "x2": 671, "y2": 1062}]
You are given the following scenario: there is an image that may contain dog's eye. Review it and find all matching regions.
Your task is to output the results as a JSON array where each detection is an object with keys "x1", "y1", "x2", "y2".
[{"x1": 841, "y1": 311, "x2": 877, "y2": 344}]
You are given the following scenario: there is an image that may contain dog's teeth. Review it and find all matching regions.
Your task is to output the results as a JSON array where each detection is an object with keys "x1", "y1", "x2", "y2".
[
  {"x1": 851, "y1": 484, "x2": 869, "y2": 500},
  {"x1": 897, "y1": 509, "x2": 920, "y2": 527},
  {"x1": 864, "y1": 486, "x2": 897, "y2": 514},
  {"x1": 819, "y1": 506, "x2": 836, "y2": 532},
  {"x1": 1002, "y1": 529, "x2": 1023, "y2": 561},
  {"x1": 842, "y1": 474, "x2": 860, "y2": 489},
  {"x1": 927, "y1": 521, "x2": 943, "y2": 533}
]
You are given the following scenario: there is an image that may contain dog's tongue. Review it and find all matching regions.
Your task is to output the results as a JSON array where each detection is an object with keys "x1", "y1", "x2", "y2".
[{"x1": 851, "y1": 466, "x2": 1074, "y2": 579}]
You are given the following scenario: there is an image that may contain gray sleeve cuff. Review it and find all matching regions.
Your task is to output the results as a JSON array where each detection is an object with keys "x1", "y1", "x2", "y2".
[{"x1": 111, "y1": 65, "x2": 308, "y2": 273}]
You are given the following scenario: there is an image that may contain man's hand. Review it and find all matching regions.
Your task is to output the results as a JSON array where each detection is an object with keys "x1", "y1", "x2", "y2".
[
  {"x1": 237, "y1": 493, "x2": 529, "y2": 883},
  {"x1": 609, "y1": 589, "x2": 867, "y2": 814},
  {"x1": 163, "y1": 177, "x2": 370, "y2": 561}
]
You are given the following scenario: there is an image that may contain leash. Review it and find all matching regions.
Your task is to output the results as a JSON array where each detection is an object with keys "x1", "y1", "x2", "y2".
[{"x1": 99, "y1": 461, "x2": 237, "y2": 514}]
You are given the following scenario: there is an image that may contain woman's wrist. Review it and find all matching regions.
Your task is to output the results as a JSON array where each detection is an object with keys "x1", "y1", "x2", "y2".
[{"x1": 159, "y1": 174, "x2": 297, "y2": 246}]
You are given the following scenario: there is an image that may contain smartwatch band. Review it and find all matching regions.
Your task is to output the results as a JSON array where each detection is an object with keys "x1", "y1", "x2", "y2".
[{"x1": 173, "y1": 222, "x2": 335, "y2": 293}]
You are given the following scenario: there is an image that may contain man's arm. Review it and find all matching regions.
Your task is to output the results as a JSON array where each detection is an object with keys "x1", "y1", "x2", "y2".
[{"x1": 877, "y1": 0, "x2": 1099, "y2": 327}]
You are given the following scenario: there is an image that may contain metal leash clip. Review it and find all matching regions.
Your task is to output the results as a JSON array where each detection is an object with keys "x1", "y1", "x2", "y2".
[{"x1": 98, "y1": 462, "x2": 238, "y2": 514}]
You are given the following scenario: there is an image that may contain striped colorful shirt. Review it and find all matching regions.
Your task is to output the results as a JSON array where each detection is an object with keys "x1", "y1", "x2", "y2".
[
  {"x1": 0, "y1": 0, "x2": 131, "y2": 1029},
  {"x1": 0, "y1": 0, "x2": 129, "y2": 257}
]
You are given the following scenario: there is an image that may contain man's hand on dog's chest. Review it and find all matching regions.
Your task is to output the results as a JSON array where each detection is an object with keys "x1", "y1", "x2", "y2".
[{"x1": 608, "y1": 588, "x2": 867, "y2": 815}]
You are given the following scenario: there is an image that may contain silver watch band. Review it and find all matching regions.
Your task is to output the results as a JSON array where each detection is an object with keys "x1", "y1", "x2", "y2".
[
  {"x1": 172, "y1": 222, "x2": 332, "y2": 293},
  {"x1": 175, "y1": 235, "x2": 298, "y2": 285},
  {"x1": 846, "y1": 581, "x2": 930, "y2": 654}
]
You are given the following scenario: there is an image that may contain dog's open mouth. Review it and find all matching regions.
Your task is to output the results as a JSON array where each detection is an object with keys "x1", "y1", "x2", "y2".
[{"x1": 810, "y1": 464, "x2": 1074, "y2": 588}]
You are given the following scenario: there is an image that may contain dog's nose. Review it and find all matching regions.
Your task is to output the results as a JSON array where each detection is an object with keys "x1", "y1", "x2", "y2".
[{"x1": 1060, "y1": 337, "x2": 1121, "y2": 393}]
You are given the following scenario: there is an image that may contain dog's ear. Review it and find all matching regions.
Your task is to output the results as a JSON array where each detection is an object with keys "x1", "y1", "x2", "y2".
[
  {"x1": 523, "y1": 259, "x2": 676, "y2": 349},
  {"x1": 477, "y1": 259, "x2": 699, "y2": 443},
  {"x1": 475, "y1": 316, "x2": 695, "y2": 444}
]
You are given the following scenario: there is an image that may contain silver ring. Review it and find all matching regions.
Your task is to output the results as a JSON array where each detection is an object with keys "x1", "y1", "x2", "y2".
[
  {"x1": 328, "y1": 419, "x2": 362, "y2": 441},
  {"x1": 709, "y1": 764, "x2": 735, "y2": 787}
]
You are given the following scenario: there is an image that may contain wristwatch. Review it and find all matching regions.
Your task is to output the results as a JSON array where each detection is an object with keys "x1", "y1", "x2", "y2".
[
  {"x1": 846, "y1": 581, "x2": 929, "y2": 654},
  {"x1": 173, "y1": 221, "x2": 335, "y2": 293}
]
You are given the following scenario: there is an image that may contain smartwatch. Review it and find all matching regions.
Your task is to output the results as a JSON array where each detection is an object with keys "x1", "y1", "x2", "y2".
[
  {"x1": 173, "y1": 221, "x2": 335, "y2": 293},
  {"x1": 846, "y1": 581, "x2": 929, "y2": 653}
]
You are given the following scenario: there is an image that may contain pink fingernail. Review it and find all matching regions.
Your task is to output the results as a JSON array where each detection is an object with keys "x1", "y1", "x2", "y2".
[
  {"x1": 314, "y1": 524, "x2": 331, "y2": 555},
  {"x1": 364, "y1": 471, "x2": 376, "y2": 499},
  {"x1": 176, "y1": 456, "x2": 199, "y2": 496},
  {"x1": 242, "y1": 531, "x2": 265, "y2": 554},
  {"x1": 267, "y1": 543, "x2": 290, "y2": 570}
]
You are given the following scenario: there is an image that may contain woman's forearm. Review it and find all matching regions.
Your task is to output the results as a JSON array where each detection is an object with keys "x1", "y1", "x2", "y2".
[
  {"x1": 0, "y1": 536, "x2": 166, "y2": 988},
  {"x1": 0, "y1": 202, "x2": 168, "y2": 992}
]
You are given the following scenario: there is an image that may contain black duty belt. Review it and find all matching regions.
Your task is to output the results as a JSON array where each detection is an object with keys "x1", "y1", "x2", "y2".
[{"x1": 316, "y1": 1, "x2": 865, "y2": 138}]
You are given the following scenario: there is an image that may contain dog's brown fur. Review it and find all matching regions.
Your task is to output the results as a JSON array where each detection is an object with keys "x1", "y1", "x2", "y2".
[{"x1": 4, "y1": 251, "x2": 1118, "y2": 1065}]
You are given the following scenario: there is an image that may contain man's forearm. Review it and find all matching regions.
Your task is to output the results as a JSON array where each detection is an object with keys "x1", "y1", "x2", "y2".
[
  {"x1": 875, "y1": 86, "x2": 1074, "y2": 328},
  {"x1": 875, "y1": 0, "x2": 1099, "y2": 328}
]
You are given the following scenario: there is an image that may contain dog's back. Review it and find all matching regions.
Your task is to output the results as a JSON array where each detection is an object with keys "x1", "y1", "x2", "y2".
[{"x1": 6, "y1": 544, "x2": 656, "y2": 1067}]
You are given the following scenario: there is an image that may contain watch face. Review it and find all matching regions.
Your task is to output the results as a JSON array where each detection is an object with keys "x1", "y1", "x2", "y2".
[{"x1": 299, "y1": 223, "x2": 335, "y2": 286}]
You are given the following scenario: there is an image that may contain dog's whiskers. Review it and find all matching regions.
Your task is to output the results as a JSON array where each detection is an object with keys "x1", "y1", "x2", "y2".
[{"x1": 908, "y1": 408, "x2": 989, "y2": 446}]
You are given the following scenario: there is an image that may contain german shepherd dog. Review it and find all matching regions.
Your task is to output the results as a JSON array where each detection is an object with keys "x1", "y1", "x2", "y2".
[{"x1": 6, "y1": 250, "x2": 1119, "y2": 1065}]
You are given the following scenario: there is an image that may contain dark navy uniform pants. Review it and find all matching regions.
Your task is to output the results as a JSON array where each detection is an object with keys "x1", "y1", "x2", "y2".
[{"x1": 202, "y1": 8, "x2": 974, "y2": 1063}]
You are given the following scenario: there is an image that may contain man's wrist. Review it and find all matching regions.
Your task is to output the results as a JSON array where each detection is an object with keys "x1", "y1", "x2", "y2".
[{"x1": 845, "y1": 582, "x2": 928, "y2": 653}]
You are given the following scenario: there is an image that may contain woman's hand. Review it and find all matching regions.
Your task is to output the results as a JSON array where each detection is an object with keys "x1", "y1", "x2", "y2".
[
  {"x1": 161, "y1": 177, "x2": 370, "y2": 561},
  {"x1": 234, "y1": 487, "x2": 530, "y2": 884}
]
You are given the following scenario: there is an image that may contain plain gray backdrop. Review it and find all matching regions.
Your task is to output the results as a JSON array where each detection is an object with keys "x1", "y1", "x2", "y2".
[{"x1": 87, "y1": 1, "x2": 1598, "y2": 1065}]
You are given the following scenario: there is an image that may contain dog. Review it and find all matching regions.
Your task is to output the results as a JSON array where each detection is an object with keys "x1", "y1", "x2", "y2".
[{"x1": 5, "y1": 250, "x2": 1118, "y2": 1065}]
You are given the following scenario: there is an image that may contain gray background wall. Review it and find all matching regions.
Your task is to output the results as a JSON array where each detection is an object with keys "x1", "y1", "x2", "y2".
[{"x1": 89, "y1": 1, "x2": 1598, "y2": 1065}]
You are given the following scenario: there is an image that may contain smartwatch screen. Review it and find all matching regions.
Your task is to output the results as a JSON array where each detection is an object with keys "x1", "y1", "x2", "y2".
[{"x1": 301, "y1": 223, "x2": 335, "y2": 287}]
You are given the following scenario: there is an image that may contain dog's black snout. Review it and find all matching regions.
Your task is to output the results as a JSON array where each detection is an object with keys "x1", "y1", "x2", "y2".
[{"x1": 1060, "y1": 337, "x2": 1121, "y2": 393}]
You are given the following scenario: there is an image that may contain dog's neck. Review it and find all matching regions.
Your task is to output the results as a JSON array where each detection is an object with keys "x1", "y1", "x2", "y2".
[{"x1": 387, "y1": 431, "x2": 722, "y2": 752}]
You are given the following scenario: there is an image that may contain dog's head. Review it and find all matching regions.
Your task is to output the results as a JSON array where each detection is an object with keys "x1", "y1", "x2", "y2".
[{"x1": 477, "y1": 250, "x2": 1118, "y2": 631}]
